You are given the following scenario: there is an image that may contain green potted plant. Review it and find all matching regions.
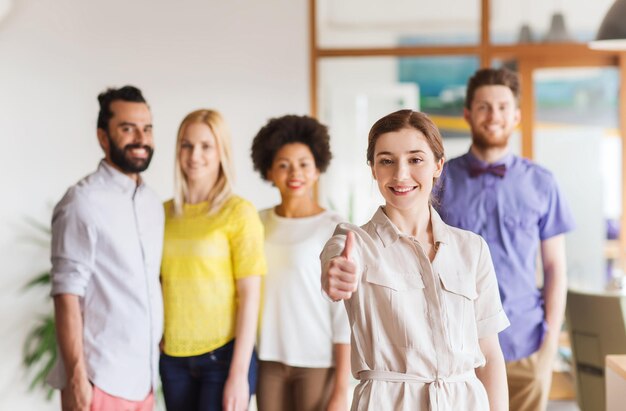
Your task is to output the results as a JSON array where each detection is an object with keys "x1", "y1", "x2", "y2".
[
  {"x1": 20, "y1": 217, "x2": 167, "y2": 408},
  {"x1": 22, "y1": 217, "x2": 56, "y2": 399}
]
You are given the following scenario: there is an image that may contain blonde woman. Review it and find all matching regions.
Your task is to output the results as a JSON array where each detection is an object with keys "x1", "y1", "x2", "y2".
[{"x1": 160, "y1": 109, "x2": 266, "y2": 411}]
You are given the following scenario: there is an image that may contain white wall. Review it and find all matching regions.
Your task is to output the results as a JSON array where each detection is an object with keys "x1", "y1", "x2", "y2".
[{"x1": 0, "y1": 0, "x2": 308, "y2": 408}]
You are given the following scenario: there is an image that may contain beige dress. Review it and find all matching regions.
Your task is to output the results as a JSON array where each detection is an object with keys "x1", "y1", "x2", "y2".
[{"x1": 321, "y1": 207, "x2": 509, "y2": 411}]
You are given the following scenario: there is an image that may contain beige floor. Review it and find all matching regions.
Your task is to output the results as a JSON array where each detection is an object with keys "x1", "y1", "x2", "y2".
[{"x1": 547, "y1": 400, "x2": 580, "y2": 411}]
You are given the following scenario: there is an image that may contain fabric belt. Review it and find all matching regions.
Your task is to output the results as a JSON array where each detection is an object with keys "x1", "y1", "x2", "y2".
[{"x1": 358, "y1": 369, "x2": 476, "y2": 411}]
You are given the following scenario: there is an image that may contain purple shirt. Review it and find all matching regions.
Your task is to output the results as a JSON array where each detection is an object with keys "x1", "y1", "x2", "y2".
[{"x1": 435, "y1": 151, "x2": 574, "y2": 361}]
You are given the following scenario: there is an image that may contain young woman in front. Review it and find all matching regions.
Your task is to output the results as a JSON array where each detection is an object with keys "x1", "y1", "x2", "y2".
[
  {"x1": 321, "y1": 109, "x2": 509, "y2": 410},
  {"x1": 160, "y1": 109, "x2": 266, "y2": 411},
  {"x1": 251, "y1": 115, "x2": 351, "y2": 411}
]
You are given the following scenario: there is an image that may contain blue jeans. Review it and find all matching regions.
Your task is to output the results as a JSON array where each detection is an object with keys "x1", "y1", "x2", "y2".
[{"x1": 159, "y1": 340, "x2": 258, "y2": 411}]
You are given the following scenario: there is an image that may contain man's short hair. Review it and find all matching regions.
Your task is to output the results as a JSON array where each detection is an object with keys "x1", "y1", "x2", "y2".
[
  {"x1": 465, "y1": 68, "x2": 520, "y2": 109},
  {"x1": 97, "y1": 86, "x2": 147, "y2": 132}
]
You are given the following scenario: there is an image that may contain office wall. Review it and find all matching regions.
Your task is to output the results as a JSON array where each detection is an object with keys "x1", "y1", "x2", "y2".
[{"x1": 0, "y1": 0, "x2": 307, "y2": 408}]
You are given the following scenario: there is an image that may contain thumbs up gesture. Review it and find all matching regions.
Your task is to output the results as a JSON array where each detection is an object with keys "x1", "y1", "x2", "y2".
[{"x1": 323, "y1": 231, "x2": 358, "y2": 301}]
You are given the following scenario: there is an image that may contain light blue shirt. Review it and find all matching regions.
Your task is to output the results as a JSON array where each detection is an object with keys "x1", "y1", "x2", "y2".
[{"x1": 47, "y1": 160, "x2": 164, "y2": 401}]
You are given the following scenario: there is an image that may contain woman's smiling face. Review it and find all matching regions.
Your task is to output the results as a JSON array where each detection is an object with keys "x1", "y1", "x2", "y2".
[
  {"x1": 371, "y1": 127, "x2": 444, "y2": 213},
  {"x1": 266, "y1": 142, "x2": 320, "y2": 200}
]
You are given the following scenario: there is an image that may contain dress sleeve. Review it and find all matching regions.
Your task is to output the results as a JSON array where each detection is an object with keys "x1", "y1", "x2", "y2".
[
  {"x1": 229, "y1": 199, "x2": 267, "y2": 279},
  {"x1": 50, "y1": 191, "x2": 97, "y2": 297},
  {"x1": 474, "y1": 236, "x2": 510, "y2": 338}
]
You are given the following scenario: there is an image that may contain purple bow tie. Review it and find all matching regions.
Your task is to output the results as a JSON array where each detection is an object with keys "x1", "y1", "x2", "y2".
[{"x1": 468, "y1": 163, "x2": 506, "y2": 178}]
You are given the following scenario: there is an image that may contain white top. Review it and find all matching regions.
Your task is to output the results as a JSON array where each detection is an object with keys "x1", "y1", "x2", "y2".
[
  {"x1": 47, "y1": 160, "x2": 164, "y2": 401},
  {"x1": 257, "y1": 208, "x2": 350, "y2": 368}
]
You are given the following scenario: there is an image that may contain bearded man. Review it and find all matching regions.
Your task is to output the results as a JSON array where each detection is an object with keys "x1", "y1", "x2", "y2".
[
  {"x1": 436, "y1": 68, "x2": 575, "y2": 411},
  {"x1": 47, "y1": 86, "x2": 164, "y2": 411}
]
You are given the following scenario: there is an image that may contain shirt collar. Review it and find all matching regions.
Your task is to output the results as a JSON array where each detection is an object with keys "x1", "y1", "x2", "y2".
[
  {"x1": 97, "y1": 159, "x2": 144, "y2": 195},
  {"x1": 464, "y1": 149, "x2": 514, "y2": 170},
  {"x1": 371, "y1": 206, "x2": 451, "y2": 248}
]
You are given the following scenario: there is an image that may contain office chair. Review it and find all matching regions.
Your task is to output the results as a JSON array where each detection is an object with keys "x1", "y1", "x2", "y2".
[{"x1": 566, "y1": 289, "x2": 626, "y2": 411}]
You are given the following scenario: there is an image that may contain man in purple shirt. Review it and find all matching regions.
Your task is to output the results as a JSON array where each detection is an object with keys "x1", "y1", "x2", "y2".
[{"x1": 436, "y1": 68, "x2": 574, "y2": 411}]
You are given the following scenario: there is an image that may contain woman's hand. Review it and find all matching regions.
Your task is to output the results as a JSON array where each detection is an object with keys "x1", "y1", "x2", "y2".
[
  {"x1": 326, "y1": 390, "x2": 349, "y2": 411},
  {"x1": 476, "y1": 335, "x2": 508, "y2": 411},
  {"x1": 327, "y1": 343, "x2": 351, "y2": 411},
  {"x1": 223, "y1": 276, "x2": 261, "y2": 411},
  {"x1": 323, "y1": 231, "x2": 358, "y2": 301},
  {"x1": 222, "y1": 372, "x2": 249, "y2": 411}
]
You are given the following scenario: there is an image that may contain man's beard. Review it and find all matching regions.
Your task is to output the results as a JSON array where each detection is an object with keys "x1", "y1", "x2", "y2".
[
  {"x1": 471, "y1": 129, "x2": 509, "y2": 150},
  {"x1": 107, "y1": 134, "x2": 154, "y2": 173}
]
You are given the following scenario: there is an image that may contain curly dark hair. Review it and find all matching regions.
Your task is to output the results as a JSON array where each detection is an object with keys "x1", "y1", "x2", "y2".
[{"x1": 251, "y1": 114, "x2": 332, "y2": 181}]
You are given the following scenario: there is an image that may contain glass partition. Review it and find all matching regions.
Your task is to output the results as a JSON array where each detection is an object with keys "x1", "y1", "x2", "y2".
[
  {"x1": 317, "y1": 55, "x2": 523, "y2": 223},
  {"x1": 316, "y1": 0, "x2": 480, "y2": 48},
  {"x1": 313, "y1": 1, "x2": 624, "y2": 292},
  {"x1": 532, "y1": 67, "x2": 621, "y2": 290},
  {"x1": 490, "y1": 0, "x2": 614, "y2": 44},
  {"x1": 317, "y1": 57, "x2": 415, "y2": 224}
]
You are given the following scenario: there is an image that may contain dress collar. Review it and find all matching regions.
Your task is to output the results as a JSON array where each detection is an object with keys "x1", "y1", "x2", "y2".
[{"x1": 370, "y1": 206, "x2": 450, "y2": 248}]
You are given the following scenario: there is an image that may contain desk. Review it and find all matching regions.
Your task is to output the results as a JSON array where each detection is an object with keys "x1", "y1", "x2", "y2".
[
  {"x1": 606, "y1": 355, "x2": 626, "y2": 411},
  {"x1": 566, "y1": 289, "x2": 626, "y2": 410}
]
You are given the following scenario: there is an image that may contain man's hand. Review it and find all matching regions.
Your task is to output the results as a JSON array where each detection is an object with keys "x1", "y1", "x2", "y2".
[
  {"x1": 323, "y1": 231, "x2": 358, "y2": 301},
  {"x1": 61, "y1": 375, "x2": 92, "y2": 411},
  {"x1": 55, "y1": 294, "x2": 91, "y2": 411}
]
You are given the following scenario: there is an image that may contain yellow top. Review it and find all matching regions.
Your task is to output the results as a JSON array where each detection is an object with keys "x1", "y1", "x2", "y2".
[{"x1": 161, "y1": 195, "x2": 266, "y2": 356}]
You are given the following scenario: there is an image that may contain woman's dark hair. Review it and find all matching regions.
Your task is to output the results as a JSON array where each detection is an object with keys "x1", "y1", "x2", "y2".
[
  {"x1": 97, "y1": 85, "x2": 146, "y2": 132},
  {"x1": 367, "y1": 109, "x2": 444, "y2": 166},
  {"x1": 251, "y1": 115, "x2": 332, "y2": 181}
]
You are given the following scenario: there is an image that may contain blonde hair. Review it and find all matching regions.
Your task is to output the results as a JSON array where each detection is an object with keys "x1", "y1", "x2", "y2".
[{"x1": 173, "y1": 109, "x2": 235, "y2": 215}]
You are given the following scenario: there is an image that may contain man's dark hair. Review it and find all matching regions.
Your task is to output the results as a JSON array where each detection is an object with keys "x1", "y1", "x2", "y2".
[
  {"x1": 97, "y1": 86, "x2": 146, "y2": 132},
  {"x1": 465, "y1": 68, "x2": 520, "y2": 109},
  {"x1": 251, "y1": 115, "x2": 332, "y2": 181}
]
